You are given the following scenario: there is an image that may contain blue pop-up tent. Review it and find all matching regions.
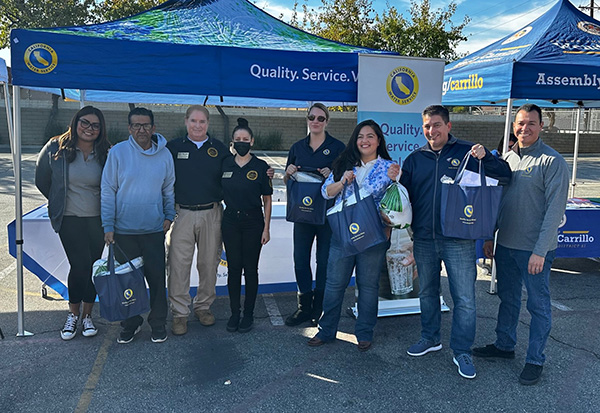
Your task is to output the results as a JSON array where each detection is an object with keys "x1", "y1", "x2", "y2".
[
  {"x1": 7, "y1": 0, "x2": 396, "y2": 335},
  {"x1": 10, "y1": 0, "x2": 391, "y2": 105},
  {"x1": 443, "y1": 0, "x2": 600, "y2": 199},
  {"x1": 442, "y1": 0, "x2": 600, "y2": 107}
]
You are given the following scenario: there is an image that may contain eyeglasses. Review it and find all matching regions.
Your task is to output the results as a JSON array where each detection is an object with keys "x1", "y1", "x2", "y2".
[
  {"x1": 130, "y1": 123, "x2": 153, "y2": 131},
  {"x1": 79, "y1": 118, "x2": 101, "y2": 131},
  {"x1": 307, "y1": 115, "x2": 327, "y2": 123}
]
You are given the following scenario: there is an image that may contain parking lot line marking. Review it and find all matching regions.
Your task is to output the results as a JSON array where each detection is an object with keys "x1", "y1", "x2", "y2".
[
  {"x1": 0, "y1": 262, "x2": 16, "y2": 280},
  {"x1": 305, "y1": 372, "x2": 340, "y2": 384},
  {"x1": 262, "y1": 293, "x2": 285, "y2": 326},
  {"x1": 75, "y1": 326, "x2": 118, "y2": 413},
  {"x1": 551, "y1": 300, "x2": 573, "y2": 311}
]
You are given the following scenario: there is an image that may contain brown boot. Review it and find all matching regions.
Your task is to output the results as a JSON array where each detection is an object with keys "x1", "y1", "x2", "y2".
[{"x1": 171, "y1": 317, "x2": 188, "y2": 335}]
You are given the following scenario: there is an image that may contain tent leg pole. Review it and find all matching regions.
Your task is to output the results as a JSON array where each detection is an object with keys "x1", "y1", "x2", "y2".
[
  {"x1": 570, "y1": 107, "x2": 582, "y2": 199},
  {"x1": 502, "y1": 99, "x2": 513, "y2": 154},
  {"x1": 13, "y1": 86, "x2": 32, "y2": 337}
]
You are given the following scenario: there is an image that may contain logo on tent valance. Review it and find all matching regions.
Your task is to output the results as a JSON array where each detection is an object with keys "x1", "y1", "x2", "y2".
[{"x1": 24, "y1": 43, "x2": 57, "y2": 75}]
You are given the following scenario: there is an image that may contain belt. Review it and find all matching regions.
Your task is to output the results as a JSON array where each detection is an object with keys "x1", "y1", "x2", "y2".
[{"x1": 179, "y1": 203, "x2": 214, "y2": 211}]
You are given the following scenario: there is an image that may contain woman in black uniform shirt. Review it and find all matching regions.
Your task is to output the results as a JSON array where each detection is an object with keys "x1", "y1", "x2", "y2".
[
  {"x1": 222, "y1": 118, "x2": 273, "y2": 333},
  {"x1": 284, "y1": 103, "x2": 345, "y2": 326}
]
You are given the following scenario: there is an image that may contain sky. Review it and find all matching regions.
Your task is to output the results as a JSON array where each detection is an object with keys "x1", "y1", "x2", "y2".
[{"x1": 0, "y1": 0, "x2": 594, "y2": 65}]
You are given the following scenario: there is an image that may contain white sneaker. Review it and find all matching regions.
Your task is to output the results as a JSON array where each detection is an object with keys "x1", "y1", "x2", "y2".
[
  {"x1": 60, "y1": 313, "x2": 79, "y2": 340},
  {"x1": 81, "y1": 315, "x2": 98, "y2": 337}
]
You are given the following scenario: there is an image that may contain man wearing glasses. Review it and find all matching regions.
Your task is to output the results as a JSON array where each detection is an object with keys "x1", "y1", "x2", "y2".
[{"x1": 101, "y1": 107, "x2": 175, "y2": 344}]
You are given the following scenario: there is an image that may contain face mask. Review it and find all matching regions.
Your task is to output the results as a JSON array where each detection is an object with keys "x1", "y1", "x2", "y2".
[{"x1": 233, "y1": 141, "x2": 251, "y2": 157}]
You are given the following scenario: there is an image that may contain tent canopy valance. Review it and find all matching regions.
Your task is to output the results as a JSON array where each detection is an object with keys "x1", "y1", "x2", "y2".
[{"x1": 9, "y1": 0, "x2": 392, "y2": 103}]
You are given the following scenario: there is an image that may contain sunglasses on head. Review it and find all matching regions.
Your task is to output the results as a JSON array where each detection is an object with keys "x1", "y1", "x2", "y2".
[{"x1": 307, "y1": 115, "x2": 327, "y2": 122}]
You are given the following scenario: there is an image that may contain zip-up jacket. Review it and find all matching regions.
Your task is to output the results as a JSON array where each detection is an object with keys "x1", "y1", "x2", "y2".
[
  {"x1": 35, "y1": 139, "x2": 67, "y2": 232},
  {"x1": 400, "y1": 134, "x2": 512, "y2": 240},
  {"x1": 497, "y1": 138, "x2": 569, "y2": 256}
]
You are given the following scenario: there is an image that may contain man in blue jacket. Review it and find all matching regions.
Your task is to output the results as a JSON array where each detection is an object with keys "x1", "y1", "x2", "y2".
[
  {"x1": 390, "y1": 105, "x2": 511, "y2": 379},
  {"x1": 102, "y1": 107, "x2": 175, "y2": 344}
]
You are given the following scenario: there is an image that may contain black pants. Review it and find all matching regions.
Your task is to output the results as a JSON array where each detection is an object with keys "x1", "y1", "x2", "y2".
[
  {"x1": 58, "y1": 216, "x2": 104, "y2": 304},
  {"x1": 222, "y1": 209, "x2": 264, "y2": 316},
  {"x1": 293, "y1": 222, "x2": 332, "y2": 293},
  {"x1": 114, "y1": 232, "x2": 167, "y2": 331}
]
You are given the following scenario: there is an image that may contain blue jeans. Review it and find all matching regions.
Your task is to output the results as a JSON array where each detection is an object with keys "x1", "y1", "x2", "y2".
[
  {"x1": 413, "y1": 238, "x2": 477, "y2": 355},
  {"x1": 316, "y1": 239, "x2": 389, "y2": 343},
  {"x1": 494, "y1": 245, "x2": 555, "y2": 366},
  {"x1": 293, "y1": 222, "x2": 332, "y2": 293}
]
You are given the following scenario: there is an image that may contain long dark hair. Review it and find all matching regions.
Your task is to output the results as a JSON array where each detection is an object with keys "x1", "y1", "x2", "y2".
[
  {"x1": 332, "y1": 119, "x2": 391, "y2": 182},
  {"x1": 54, "y1": 106, "x2": 110, "y2": 166}
]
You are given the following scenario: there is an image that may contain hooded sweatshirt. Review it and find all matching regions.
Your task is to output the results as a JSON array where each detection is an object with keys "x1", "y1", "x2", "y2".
[{"x1": 101, "y1": 133, "x2": 175, "y2": 235}]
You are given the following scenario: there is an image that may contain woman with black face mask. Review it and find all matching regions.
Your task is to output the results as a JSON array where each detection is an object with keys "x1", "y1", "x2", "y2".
[{"x1": 221, "y1": 118, "x2": 273, "y2": 333}]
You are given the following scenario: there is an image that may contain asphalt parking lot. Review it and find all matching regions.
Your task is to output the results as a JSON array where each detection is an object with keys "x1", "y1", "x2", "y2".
[{"x1": 0, "y1": 149, "x2": 599, "y2": 413}]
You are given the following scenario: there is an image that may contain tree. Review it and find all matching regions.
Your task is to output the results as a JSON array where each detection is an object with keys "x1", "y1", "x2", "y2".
[
  {"x1": 288, "y1": 0, "x2": 469, "y2": 61},
  {"x1": 375, "y1": 0, "x2": 470, "y2": 61},
  {"x1": 0, "y1": 0, "x2": 94, "y2": 48},
  {"x1": 93, "y1": 0, "x2": 162, "y2": 23},
  {"x1": 308, "y1": 0, "x2": 378, "y2": 49}
]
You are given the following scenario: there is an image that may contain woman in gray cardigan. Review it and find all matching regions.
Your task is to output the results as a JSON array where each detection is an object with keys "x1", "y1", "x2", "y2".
[{"x1": 35, "y1": 106, "x2": 110, "y2": 340}]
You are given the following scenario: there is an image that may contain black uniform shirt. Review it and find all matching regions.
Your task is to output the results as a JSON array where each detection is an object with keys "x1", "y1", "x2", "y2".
[
  {"x1": 166, "y1": 136, "x2": 230, "y2": 205},
  {"x1": 286, "y1": 132, "x2": 346, "y2": 172},
  {"x1": 221, "y1": 155, "x2": 273, "y2": 211}
]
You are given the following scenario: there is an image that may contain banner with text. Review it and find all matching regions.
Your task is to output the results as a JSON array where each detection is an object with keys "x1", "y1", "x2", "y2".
[{"x1": 356, "y1": 55, "x2": 447, "y2": 317}]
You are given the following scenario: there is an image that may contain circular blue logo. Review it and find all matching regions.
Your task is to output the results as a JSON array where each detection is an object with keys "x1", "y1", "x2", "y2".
[
  {"x1": 349, "y1": 223, "x2": 360, "y2": 234},
  {"x1": 464, "y1": 205, "x2": 473, "y2": 218}
]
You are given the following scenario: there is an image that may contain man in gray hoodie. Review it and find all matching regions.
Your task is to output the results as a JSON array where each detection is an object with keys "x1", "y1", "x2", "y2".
[
  {"x1": 102, "y1": 107, "x2": 175, "y2": 344},
  {"x1": 474, "y1": 104, "x2": 569, "y2": 385}
]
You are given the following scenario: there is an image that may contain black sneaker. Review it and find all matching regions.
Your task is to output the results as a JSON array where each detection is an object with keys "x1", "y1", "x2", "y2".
[
  {"x1": 226, "y1": 313, "x2": 240, "y2": 332},
  {"x1": 472, "y1": 344, "x2": 515, "y2": 359},
  {"x1": 238, "y1": 315, "x2": 254, "y2": 333},
  {"x1": 151, "y1": 326, "x2": 168, "y2": 343},
  {"x1": 519, "y1": 363, "x2": 543, "y2": 385},
  {"x1": 116, "y1": 326, "x2": 141, "y2": 344}
]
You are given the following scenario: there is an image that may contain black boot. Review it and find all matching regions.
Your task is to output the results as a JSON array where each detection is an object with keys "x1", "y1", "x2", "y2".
[
  {"x1": 285, "y1": 291, "x2": 313, "y2": 326},
  {"x1": 311, "y1": 289, "x2": 324, "y2": 326},
  {"x1": 238, "y1": 313, "x2": 254, "y2": 333},
  {"x1": 226, "y1": 312, "x2": 240, "y2": 332}
]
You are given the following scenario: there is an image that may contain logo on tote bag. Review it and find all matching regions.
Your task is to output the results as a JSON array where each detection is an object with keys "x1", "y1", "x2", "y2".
[
  {"x1": 349, "y1": 223, "x2": 360, "y2": 234},
  {"x1": 124, "y1": 289, "x2": 134, "y2": 300},
  {"x1": 302, "y1": 196, "x2": 313, "y2": 206},
  {"x1": 464, "y1": 205, "x2": 474, "y2": 218}
]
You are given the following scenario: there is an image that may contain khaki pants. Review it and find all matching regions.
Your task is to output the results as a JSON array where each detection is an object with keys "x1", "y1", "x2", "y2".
[{"x1": 166, "y1": 204, "x2": 223, "y2": 318}]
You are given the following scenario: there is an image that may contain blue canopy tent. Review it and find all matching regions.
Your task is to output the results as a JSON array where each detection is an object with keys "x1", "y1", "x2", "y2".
[
  {"x1": 7, "y1": 0, "x2": 395, "y2": 335},
  {"x1": 10, "y1": 0, "x2": 391, "y2": 105},
  {"x1": 442, "y1": 0, "x2": 600, "y2": 198}
]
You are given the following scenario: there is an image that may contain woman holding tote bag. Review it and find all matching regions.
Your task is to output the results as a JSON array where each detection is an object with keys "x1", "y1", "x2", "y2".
[
  {"x1": 284, "y1": 103, "x2": 345, "y2": 326},
  {"x1": 307, "y1": 119, "x2": 396, "y2": 352}
]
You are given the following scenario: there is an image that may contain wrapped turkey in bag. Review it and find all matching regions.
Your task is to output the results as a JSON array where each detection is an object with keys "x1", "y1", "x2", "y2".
[{"x1": 379, "y1": 178, "x2": 412, "y2": 229}]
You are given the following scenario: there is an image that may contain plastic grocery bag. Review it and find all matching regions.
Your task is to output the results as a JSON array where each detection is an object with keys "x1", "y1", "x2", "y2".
[{"x1": 379, "y1": 178, "x2": 412, "y2": 229}]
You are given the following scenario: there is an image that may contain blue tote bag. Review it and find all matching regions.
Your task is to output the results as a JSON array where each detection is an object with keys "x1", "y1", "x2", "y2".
[
  {"x1": 92, "y1": 243, "x2": 150, "y2": 322},
  {"x1": 327, "y1": 180, "x2": 387, "y2": 257},
  {"x1": 286, "y1": 170, "x2": 327, "y2": 225},
  {"x1": 440, "y1": 153, "x2": 503, "y2": 240}
]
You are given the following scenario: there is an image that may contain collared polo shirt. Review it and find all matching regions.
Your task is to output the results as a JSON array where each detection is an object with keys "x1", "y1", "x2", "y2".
[
  {"x1": 286, "y1": 132, "x2": 345, "y2": 172},
  {"x1": 222, "y1": 155, "x2": 272, "y2": 211},
  {"x1": 166, "y1": 135, "x2": 230, "y2": 205}
]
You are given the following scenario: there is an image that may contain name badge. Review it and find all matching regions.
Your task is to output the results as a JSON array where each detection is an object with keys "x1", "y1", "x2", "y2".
[
  {"x1": 222, "y1": 172, "x2": 233, "y2": 178},
  {"x1": 177, "y1": 152, "x2": 190, "y2": 159}
]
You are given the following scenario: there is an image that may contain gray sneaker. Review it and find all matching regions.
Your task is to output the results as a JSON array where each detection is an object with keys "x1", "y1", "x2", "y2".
[
  {"x1": 407, "y1": 338, "x2": 442, "y2": 356},
  {"x1": 453, "y1": 353, "x2": 477, "y2": 379}
]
